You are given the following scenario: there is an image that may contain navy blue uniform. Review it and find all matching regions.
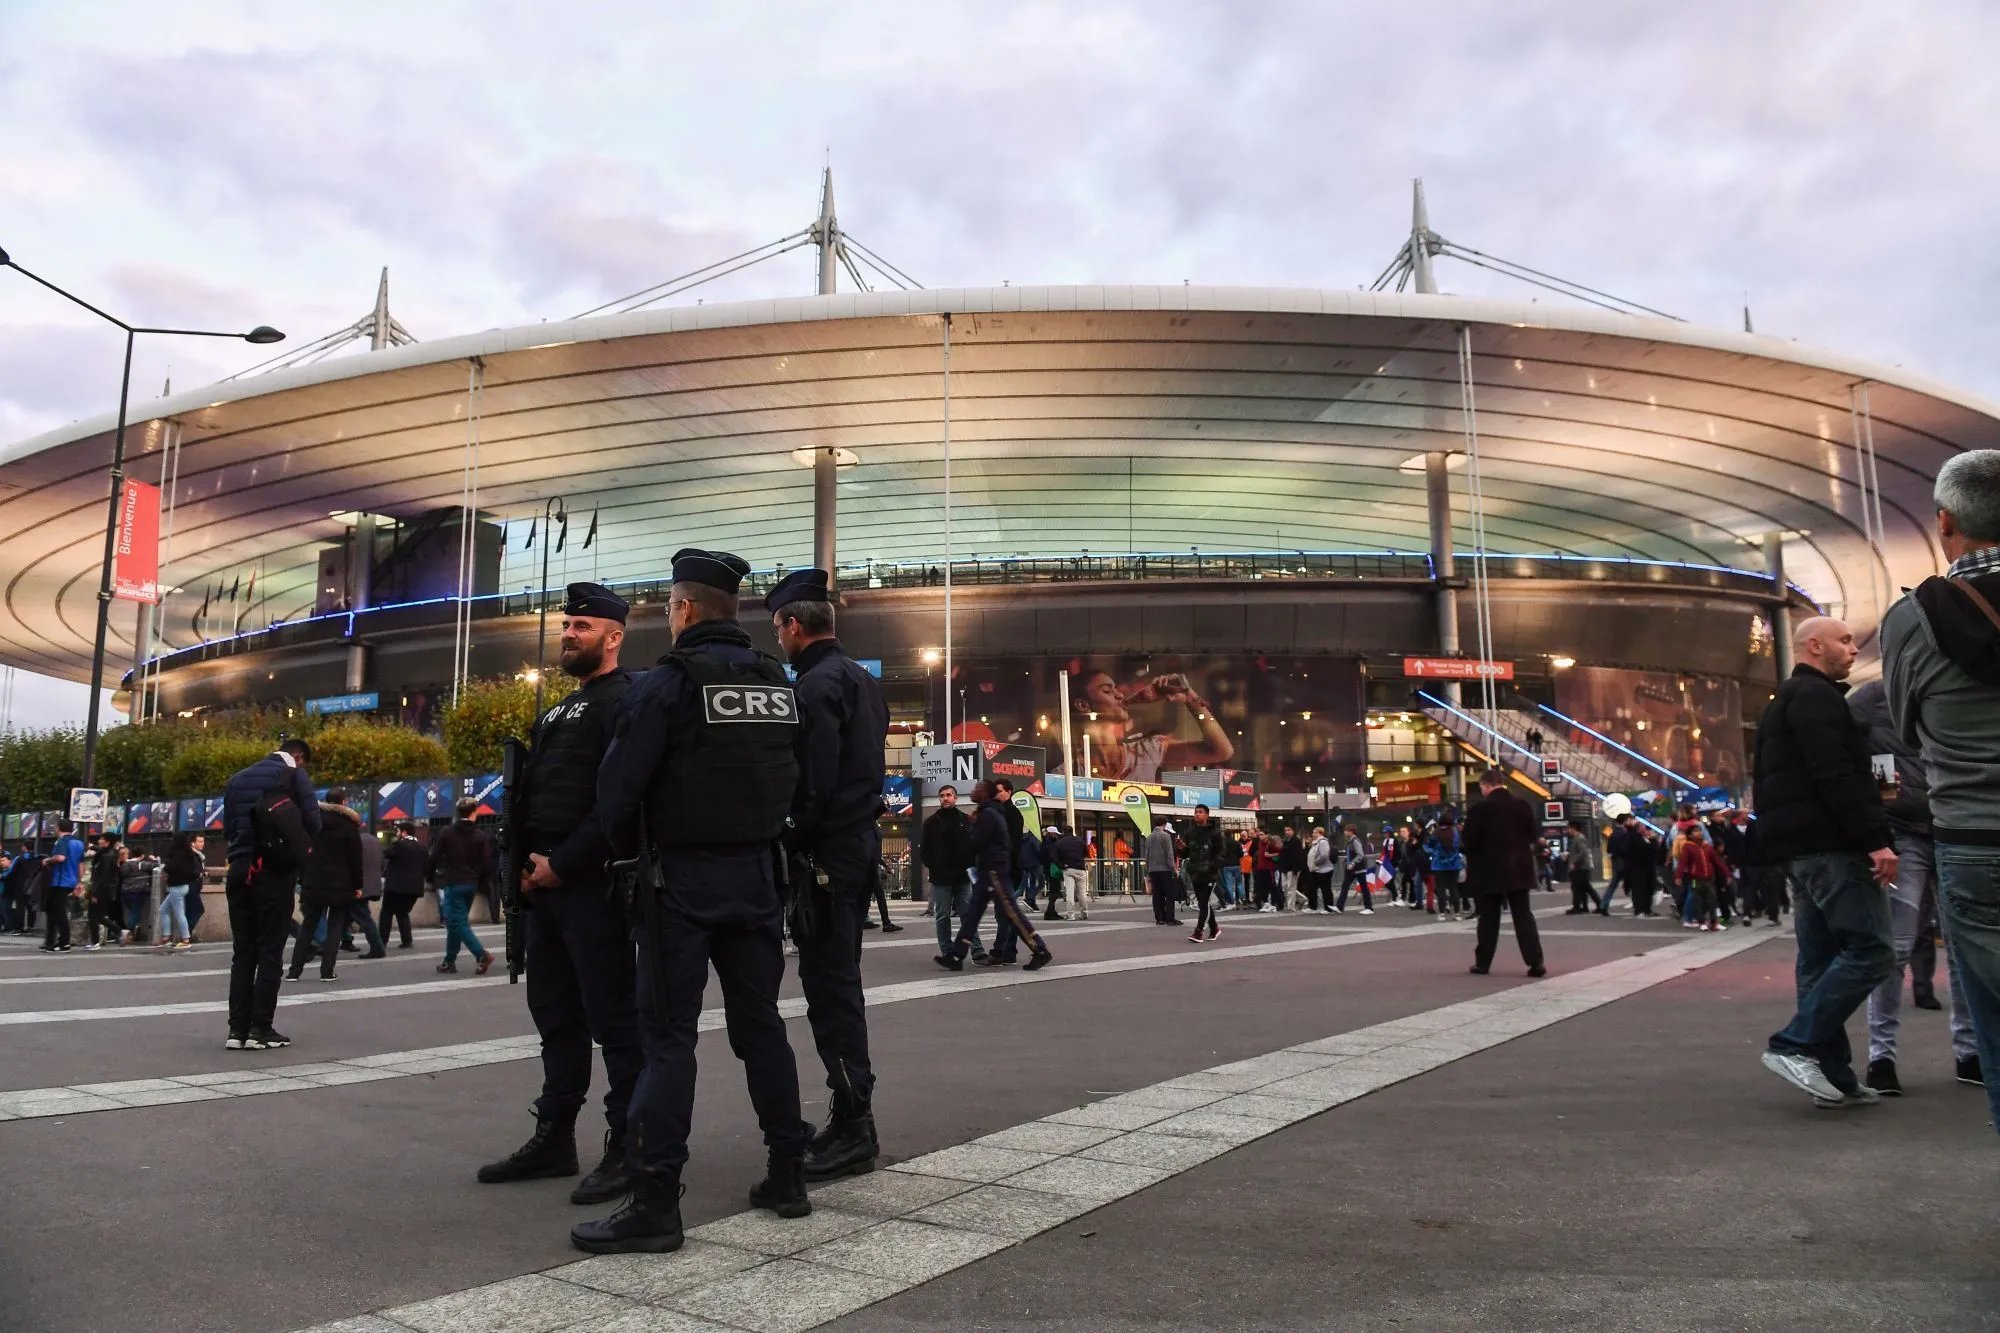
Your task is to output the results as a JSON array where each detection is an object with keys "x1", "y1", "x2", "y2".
[
  {"x1": 524, "y1": 669, "x2": 643, "y2": 1142},
  {"x1": 788, "y1": 637, "x2": 889, "y2": 1108},
  {"x1": 596, "y1": 620, "x2": 810, "y2": 1179}
]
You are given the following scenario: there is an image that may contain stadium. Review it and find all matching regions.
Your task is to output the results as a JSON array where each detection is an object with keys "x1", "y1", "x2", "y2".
[{"x1": 3, "y1": 185, "x2": 1997, "y2": 842}]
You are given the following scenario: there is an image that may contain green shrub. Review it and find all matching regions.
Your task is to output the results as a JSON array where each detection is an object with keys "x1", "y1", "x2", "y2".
[
  {"x1": 160, "y1": 736, "x2": 271, "y2": 797},
  {"x1": 440, "y1": 673, "x2": 575, "y2": 775},
  {"x1": 0, "y1": 727, "x2": 84, "y2": 811},
  {"x1": 309, "y1": 719, "x2": 449, "y2": 786}
]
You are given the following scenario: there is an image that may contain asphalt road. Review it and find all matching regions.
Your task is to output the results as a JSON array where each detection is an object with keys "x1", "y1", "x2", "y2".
[{"x1": 0, "y1": 895, "x2": 1992, "y2": 1333}]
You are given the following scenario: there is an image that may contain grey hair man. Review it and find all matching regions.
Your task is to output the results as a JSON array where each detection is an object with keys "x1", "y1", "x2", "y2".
[{"x1": 1883, "y1": 448, "x2": 2000, "y2": 1126}]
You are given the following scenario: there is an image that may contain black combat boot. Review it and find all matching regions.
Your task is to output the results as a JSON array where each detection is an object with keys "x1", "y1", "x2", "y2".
[
  {"x1": 802, "y1": 1092, "x2": 878, "y2": 1182},
  {"x1": 570, "y1": 1128, "x2": 632, "y2": 1205},
  {"x1": 476, "y1": 1112, "x2": 578, "y2": 1184},
  {"x1": 569, "y1": 1173, "x2": 684, "y2": 1254},
  {"x1": 748, "y1": 1152, "x2": 813, "y2": 1218}
]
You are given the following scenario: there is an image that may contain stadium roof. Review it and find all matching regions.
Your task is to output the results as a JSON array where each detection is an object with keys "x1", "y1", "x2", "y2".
[{"x1": 3, "y1": 284, "x2": 1995, "y2": 681}]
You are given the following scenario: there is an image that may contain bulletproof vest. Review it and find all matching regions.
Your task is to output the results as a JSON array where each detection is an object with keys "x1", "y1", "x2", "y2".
[
  {"x1": 525, "y1": 671, "x2": 631, "y2": 837},
  {"x1": 644, "y1": 648, "x2": 799, "y2": 847}
]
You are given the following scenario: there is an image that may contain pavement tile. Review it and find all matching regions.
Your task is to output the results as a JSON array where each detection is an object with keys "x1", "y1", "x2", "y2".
[
  {"x1": 1141, "y1": 1108, "x2": 1290, "y2": 1144},
  {"x1": 306, "y1": 1067, "x2": 407, "y2": 1086},
  {"x1": 972, "y1": 1120, "x2": 1122, "y2": 1155},
  {"x1": 555, "y1": 1310, "x2": 739, "y2": 1333},
  {"x1": 0, "y1": 1093, "x2": 124, "y2": 1117},
  {"x1": 1211, "y1": 1091, "x2": 1327, "y2": 1123},
  {"x1": 667, "y1": 1257, "x2": 904, "y2": 1333},
  {"x1": 169, "y1": 1069, "x2": 284, "y2": 1087},
  {"x1": 911, "y1": 1183, "x2": 1099, "y2": 1238},
  {"x1": 807, "y1": 1169, "x2": 974, "y2": 1218},
  {"x1": 1041, "y1": 1100, "x2": 1182, "y2": 1132},
  {"x1": 71, "y1": 1078, "x2": 186, "y2": 1095},
  {"x1": 294, "y1": 1318, "x2": 413, "y2": 1333},
  {"x1": 1077, "y1": 1130, "x2": 1235, "y2": 1172},
  {"x1": 386, "y1": 1272, "x2": 635, "y2": 1333},
  {"x1": 1255, "y1": 1066, "x2": 1400, "y2": 1103},
  {"x1": 1203, "y1": 1051, "x2": 1346, "y2": 1083},
  {"x1": 886, "y1": 1143, "x2": 1056, "y2": 1184},
  {"x1": 549, "y1": 1241, "x2": 769, "y2": 1301},
  {"x1": 385, "y1": 1056, "x2": 481, "y2": 1075},
  {"x1": 686, "y1": 1206, "x2": 876, "y2": 1257},
  {"x1": 261, "y1": 1063, "x2": 359, "y2": 1079},
  {"x1": 1105, "y1": 1084, "x2": 1232, "y2": 1112},
  {"x1": 100, "y1": 1086, "x2": 231, "y2": 1108},
  {"x1": 1286, "y1": 1032, "x2": 1398, "y2": 1056},
  {"x1": 220, "y1": 1076, "x2": 325, "y2": 1096},
  {"x1": 798, "y1": 1217, "x2": 1013, "y2": 1283},
  {"x1": 1000, "y1": 1155, "x2": 1170, "y2": 1201}
]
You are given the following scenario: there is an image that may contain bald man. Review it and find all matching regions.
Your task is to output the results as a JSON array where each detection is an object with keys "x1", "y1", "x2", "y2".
[{"x1": 1752, "y1": 614, "x2": 1898, "y2": 1108}]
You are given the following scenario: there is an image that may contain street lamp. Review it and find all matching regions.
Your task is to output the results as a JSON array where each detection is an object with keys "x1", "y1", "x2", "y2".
[{"x1": 0, "y1": 245, "x2": 284, "y2": 785}]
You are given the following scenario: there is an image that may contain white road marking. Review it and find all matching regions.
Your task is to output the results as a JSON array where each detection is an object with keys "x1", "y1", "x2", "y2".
[
  {"x1": 0, "y1": 922, "x2": 1449, "y2": 1113},
  {"x1": 286, "y1": 931, "x2": 1762, "y2": 1333}
]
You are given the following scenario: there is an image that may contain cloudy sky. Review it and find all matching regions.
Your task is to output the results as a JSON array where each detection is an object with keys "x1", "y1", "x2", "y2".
[{"x1": 3, "y1": 0, "x2": 1996, "y2": 725}]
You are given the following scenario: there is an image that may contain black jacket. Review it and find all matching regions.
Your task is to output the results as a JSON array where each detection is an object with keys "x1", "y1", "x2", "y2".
[
  {"x1": 969, "y1": 798, "x2": 1012, "y2": 878},
  {"x1": 1847, "y1": 678, "x2": 1930, "y2": 834},
  {"x1": 1276, "y1": 835, "x2": 1305, "y2": 874},
  {"x1": 222, "y1": 752, "x2": 321, "y2": 862},
  {"x1": 920, "y1": 806, "x2": 971, "y2": 886},
  {"x1": 1179, "y1": 820, "x2": 1230, "y2": 880},
  {"x1": 426, "y1": 820, "x2": 495, "y2": 895},
  {"x1": 789, "y1": 639, "x2": 889, "y2": 850},
  {"x1": 301, "y1": 802, "x2": 365, "y2": 909},
  {"x1": 1462, "y1": 787, "x2": 1540, "y2": 897},
  {"x1": 382, "y1": 836, "x2": 428, "y2": 897},
  {"x1": 162, "y1": 845, "x2": 205, "y2": 891},
  {"x1": 1752, "y1": 664, "x2": 1891, "y2": 859}
]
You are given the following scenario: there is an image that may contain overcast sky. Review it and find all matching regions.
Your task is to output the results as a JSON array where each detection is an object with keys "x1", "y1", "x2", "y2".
[{"x1": 3, "y1": 0, "x2": 1996, "y2": 726}]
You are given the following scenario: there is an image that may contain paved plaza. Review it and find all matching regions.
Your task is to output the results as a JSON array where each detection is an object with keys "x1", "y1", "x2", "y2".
[{"x1": 1, "y1": 898, "x2": 1994, "y2": 1333}]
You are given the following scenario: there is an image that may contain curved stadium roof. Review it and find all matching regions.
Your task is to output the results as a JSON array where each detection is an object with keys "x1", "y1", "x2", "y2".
[{"x1": 2, "y1": 284, "x2": 1996, "y2": 681}]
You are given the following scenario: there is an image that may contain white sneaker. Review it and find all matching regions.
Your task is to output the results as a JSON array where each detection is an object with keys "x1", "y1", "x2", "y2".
[
  {"x1": 1359, "y1": 908, "x2": 1375, "y2": 916},
  {"x1": 1762, "y1": 1050, "x2": 1841, "y2": 1102}
]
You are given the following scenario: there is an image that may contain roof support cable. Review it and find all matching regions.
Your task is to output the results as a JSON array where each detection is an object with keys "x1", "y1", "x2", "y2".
[
  {"x1": 571, "y1": 231, "x2": 814, "y2": 319},
  {"x1": 840, "y1": 233, "x2": 923, "y2": 290},
  {"x1": 1458, "y1": 324, "x2": 1500, "y2": 739},
  {"x1": 451, "y1": 360, "x2": 484, "y2": 708},
  {"x1": 1850, "y1": 382, "x2": 1891, "y2": 634}
]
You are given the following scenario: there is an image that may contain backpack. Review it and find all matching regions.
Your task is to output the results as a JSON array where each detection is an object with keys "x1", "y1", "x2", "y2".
[{"x1": 252, "y1": 787, "x2": 312, "y2": 875}]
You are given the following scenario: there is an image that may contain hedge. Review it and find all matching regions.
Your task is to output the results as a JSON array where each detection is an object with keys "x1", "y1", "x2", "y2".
[{"x1": 440, "y1": 673, "x2": 576, "y2": 775}]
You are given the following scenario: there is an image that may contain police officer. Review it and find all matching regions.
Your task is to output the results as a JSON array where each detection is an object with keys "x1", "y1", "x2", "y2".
[
  {"x1": 477, "y1": 583, "x2": 643, "y2": 1206},
  {"x1": 573, "y1": 548, "x2": 813, "y2": 1255},
  {"x1": 766, "y1": 568, "x2": 890, "y2": 1180}
]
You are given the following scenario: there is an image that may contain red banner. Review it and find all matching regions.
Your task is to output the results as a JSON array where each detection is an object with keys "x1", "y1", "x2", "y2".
[
  {"x1": 1403, "y1": 656, "x2": 1514, "y2": 681},
  {"x1": 1374, "y1": 775, "x2": 1443, "y2": 806},
  {"x1": 112, "y1": 479, "x2": 160, "y2": 604}
]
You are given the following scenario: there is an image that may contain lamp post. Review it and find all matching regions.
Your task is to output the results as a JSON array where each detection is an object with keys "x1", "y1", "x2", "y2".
[{"x1": 0, "y1": 246, "x2": 283, "y2": 786}]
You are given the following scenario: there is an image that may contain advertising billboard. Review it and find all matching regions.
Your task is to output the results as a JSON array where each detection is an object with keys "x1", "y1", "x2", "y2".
[
  {"x1": 944, "y1": 655, "x2": 1364, "y2": 794},
  {"x1": 1553, "y1": 667, "x2": 1745, "y2": 791}
]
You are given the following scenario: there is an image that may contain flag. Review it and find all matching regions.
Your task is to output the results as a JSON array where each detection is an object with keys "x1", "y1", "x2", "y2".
[
  {"x1": 244, "y1": 569, "x2": 257, "y2": 604},
  {"x1": 555, "y1": 510, "x2": 569, "y2": 553},
  {"x1": 524, "y1": 518, "x2": 536, "y2": 549},
  {"x1": 228, "y1": 575, "x2": 240, "y2": 602},
  {"x1": 583, "y1": 508, "x2": 598, "y2": 550}
]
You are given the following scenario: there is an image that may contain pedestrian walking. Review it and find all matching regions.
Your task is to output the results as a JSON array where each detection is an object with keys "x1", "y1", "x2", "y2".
[{"x1": 426, "y1": 798, "x2": 496, "y2": 975}]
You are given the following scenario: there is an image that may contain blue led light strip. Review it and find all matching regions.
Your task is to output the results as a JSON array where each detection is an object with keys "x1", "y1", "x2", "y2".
[
  {"x1": 1414, "y1": 690, "x2": 1667, "y2": 835},
  {"x1": 1531, "y1": 701, "x2": 1696, "y2": 788}
]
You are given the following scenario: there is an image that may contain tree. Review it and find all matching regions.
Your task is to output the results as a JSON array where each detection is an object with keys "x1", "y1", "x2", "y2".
[
  {"x1": 160, "y1": 737, "x2": 270, "y2": 797},
  {"x1": 309, "y1": 720, "x2": 449, "y2": 786},
  {"x1": 440, "y1": 674, "x2": 576, "y2": 775},
  {"x1": 0, "y1": 728, "x2": 83, "y2": 811}
]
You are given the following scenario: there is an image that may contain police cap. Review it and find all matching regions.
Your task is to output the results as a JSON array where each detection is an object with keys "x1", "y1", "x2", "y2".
[
  {"x1": 764, "y1": 567, "x2": 831, "y2": 614},
  {"x1": 562, "y1": 581, "x2": 628, "y2": 623},
  {"x1": 670, "y1": 547, "x2": 751, "y2": 595}
]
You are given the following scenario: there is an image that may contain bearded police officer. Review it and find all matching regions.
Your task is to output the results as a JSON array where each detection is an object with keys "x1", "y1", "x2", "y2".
[
  {"x1": 766, "y1": 568, "x2": 891, "y2": 1181},
  {"x1": 572, "y1": 548, "x2": 813, "y2": 1255},
  {"x1": 477, "y1": 583, "x2": 643, "y2": 1206}
]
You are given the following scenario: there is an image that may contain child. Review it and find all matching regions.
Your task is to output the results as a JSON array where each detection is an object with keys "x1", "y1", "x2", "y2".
[{"x1": 1675, "y1": 824, "x2": 1727, "y2": 931}]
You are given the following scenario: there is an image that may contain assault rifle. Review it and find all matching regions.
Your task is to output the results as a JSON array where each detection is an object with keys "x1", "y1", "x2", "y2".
[{"x1": 501, "y1": 736, "x2": 530, "y2": 983}]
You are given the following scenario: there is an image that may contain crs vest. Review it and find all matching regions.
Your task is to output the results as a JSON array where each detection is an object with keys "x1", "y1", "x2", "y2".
[
  {"x1": 644, "y1": 648, "x2": 800, "y2": 847},
  {"x1": 525, "y1": 670, "x2": 631, "y2": 838}
]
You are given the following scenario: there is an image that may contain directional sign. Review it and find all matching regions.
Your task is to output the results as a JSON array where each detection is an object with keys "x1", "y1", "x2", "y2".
[{"x1": 1404, "y1": 657, "x2": 1515, "y2": 681}]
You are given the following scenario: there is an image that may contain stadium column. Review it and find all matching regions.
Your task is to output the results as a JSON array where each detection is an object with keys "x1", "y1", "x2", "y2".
[
  {"x1": 1426, "y1": 450, "x2": 1465, "y2": 803},
  {"x1": 1767, "y1": 533, "x2": 1793, "y2": 682},
  {"x1": 346, "y1": 512, "x2": 376, "y2": 692},
  {"x1": 128, "y1": 601, "x2": 152, "y2": 723},
  {"x1": 814, "y1": 447, "x2": 837, "y2": 592}
]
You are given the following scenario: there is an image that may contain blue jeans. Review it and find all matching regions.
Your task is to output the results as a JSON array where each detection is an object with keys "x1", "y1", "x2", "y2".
[
  {"x1": 157, "y1": 885, "x2": 190, "y2": 942},
  {"x1": 1933, "y1": 843, "x2": 2000, "y2": 1136},
  {"x1": 1220, "y1": 866, "x2": 1243, "y2": 904},
  {"x1": 1018, "y1": 870, "x2": 1039, "y2": 911},
  {"x1": 1768, "y1": 852, "x2": 1896, "y2": 1094},
  {"x1": 440, "y1": 883, "x2": 486, "y2": 964},
  {"x1": 931, "y1": 880, "x2": 982, "y2": 957}
]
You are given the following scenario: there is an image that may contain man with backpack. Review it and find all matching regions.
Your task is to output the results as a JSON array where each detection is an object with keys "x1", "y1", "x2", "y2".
[{"x1": 221, "y1": 738, "x2": 320, "y2": 1050}]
